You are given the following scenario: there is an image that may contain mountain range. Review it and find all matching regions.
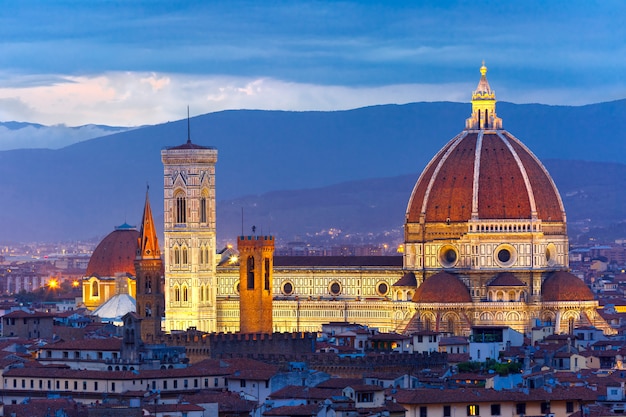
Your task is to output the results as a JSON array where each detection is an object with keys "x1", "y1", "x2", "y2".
[{"x1": 0, "y1": 100, "x2": 625, "y2": 245}]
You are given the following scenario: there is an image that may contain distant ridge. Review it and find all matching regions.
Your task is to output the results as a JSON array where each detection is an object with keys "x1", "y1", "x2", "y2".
[{"x1": 0, "y1": 100, "x2": 624, "y2": 243}]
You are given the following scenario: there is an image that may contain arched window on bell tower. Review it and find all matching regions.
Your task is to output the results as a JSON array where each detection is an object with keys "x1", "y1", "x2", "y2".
[
  {"x1": 175, "y1": 192, "x2": 187, "y2": 223},
  {"x1": 145, "y1": 275, "x2": 152, "y2": 294},
  {"x1": 200, "y1": 193, "x2": 208, "y2": 224},
  {"x1": 92, "y1": 281, "x2": 99, "y2": 297}
]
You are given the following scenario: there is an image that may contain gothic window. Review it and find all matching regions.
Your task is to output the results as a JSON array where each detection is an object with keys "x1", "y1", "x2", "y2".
[
  {"x1": 200, "y1": 196, "x2": 207, "y2": 223},
  {"x1": 145, "y1": 276, "x2": 152, "y2": 294},
  {"x1": 174, "y1": 247, "x2": 180, "y2": 265},
  {"x1": 200, "y1": 285, "x2": 205, "y2": 302},
  {"x1": 183, "y1": 286, "x2": 188, "y2": 302},
  {"x1": 176, "y1": 194, "x2": 187, "y2": 223},
  {"x1": 199, "y1": 246, "x2": 205, "y2": 265},
  {"x1": 92, "y1": 281, "x2": 99, "y2": 297},
  {"x1": 145, "y1": 303, "x2": 152, "y2": 317},
  {"x1": 174, "y1": 286, "x2": 180, "y2": 302},
  {"x1": 182, "y1": 247, "x2": 188, "y2": 265},
  {"x1": 247, "y1": 256, "x2": 255, "y2": 289},
  {"x1": 264, "y1": 258, "x2": 270, "y2": 291}
]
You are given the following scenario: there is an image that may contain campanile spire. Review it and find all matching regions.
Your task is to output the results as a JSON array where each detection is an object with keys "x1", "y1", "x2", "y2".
[
  {"x1": 137, "y1": 186, "x2": 160, "y2": 260},
  {"x1": 465, "y1": 62, "x2": 502, "y2": 130}
]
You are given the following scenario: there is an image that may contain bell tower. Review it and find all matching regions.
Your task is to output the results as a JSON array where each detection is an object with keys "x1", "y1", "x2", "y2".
[
  {"x1": 238, "y1": 235, "x2": 275, "y2": 334},
  {"x1": 162, "y1": 135, "x2": 218, "y2": 333},
  {"x1": 134, "y1": 188, "x2": 164, "y2": 341}
]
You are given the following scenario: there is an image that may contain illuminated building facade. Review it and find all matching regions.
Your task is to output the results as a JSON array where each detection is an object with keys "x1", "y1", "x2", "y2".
[{"x1": 85, "y1": 65, "x2": 613, "y2": 337}]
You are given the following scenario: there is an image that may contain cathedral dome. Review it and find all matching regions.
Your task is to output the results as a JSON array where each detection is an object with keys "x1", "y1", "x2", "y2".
[
  {"x1": 412, "y1": 271, "x2": 471, "y2": 303},
  {"x1": 406, "y1": 64, "x2": 565, "y2": 227},
  {"x1": 86, "y1": 223, "x2": 139, "y2": 277},
  {"x1": 541, "y1": 271, "x2": 594, "y2": 302},
  {"x1": 406, "y1": 130, "x2": 565, "y2": 224}
]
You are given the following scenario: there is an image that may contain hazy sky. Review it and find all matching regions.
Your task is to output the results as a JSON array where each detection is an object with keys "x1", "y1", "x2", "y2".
[{"x1": 0, "y1": 1, "x2": 624, "y2": 128}]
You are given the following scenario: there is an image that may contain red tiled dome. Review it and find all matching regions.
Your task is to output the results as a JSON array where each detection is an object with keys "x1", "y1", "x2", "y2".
[
  {"x1": 412, "y1": 271, "x2": 471, "y2": 303},
  {"x1": 541, "y1": 271, "x2": 594, "y2": 302},
  {"x1": 86, "y1": 225, "x2": 139, "y2": 277},
  {"x1": 406, "y1": 131, "x2": 565, "y2": 224}
]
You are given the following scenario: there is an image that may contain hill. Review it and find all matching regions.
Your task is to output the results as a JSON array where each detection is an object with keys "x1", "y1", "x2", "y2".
[{"x1": 0, "y1": 100, "x2": 624, "y2": 243}]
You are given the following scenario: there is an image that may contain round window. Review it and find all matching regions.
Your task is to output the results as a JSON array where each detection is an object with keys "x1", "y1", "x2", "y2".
[
  {"x1": 376, "y1": 282, "x2": 389, "y2": 296},
  {"x1": 439, "y1": 245, "x2": 459, "y2": 267},
  {"x1": 282, "y1": 281, "x2": 294, "y2": 296},
  {"x1": 329, "y1": 282, "x2": 341, "y2": 296},
  {"x1": 494, "y1": 244, "x2": 517, "y2": 267},
  {"x1": 546, "y1": 243, "x2": 557, "y2": 266},
  {"x1": 497, "y1": 249, "x2": 511, "y2": 263}
]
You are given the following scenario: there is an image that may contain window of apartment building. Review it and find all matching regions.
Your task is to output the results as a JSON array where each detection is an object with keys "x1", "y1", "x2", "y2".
[
  {"x1": 111, "y1": 382, "x2": 115, "y2": 392},
  {"x1": 94, "y1": 381, "x2": 99, "y2": 391},
  {"x1": 46, "y1": 350, "x2": 52, "y2": 358},
  {"x1": 56, "y1": 381, "x2": 60, "y2": 389},
  {"x1": 444, "y1": 406, "x2": 451, "y2": 417},
  {"x1": 164, "y1": 380, "x2": 168, "y2": 389},
  {"x1": 516, "y1": 403, "x2": 526, "y2": 415},
  {"x1": 214, "y1": 378, "x2": 218, "y2": 387},
  {"x1": 467, "y1": 405, "x2": 480, "y2": 416},
  {"x1": 83, "y1": 381, "x2": 87, "y2": 390},
  {"x1": 20, "y1": 379, "x2": 24, "y2": 388},
  {"x1": 74, "y1": 351, "x2": 80, "y2": 359},
  {"x1": 174, "y1": 380, "x2": 178, "y2": 389},
  {"x1": 64, "y1": 381, "x2": 68, "y2": 389},
  {"x1": 39, "y1": 380, "x2": 42, "y2": 389},
  {"x1": 48, "y1": 380, "x2": 51, "y2": 389},
  {"x1": 358, "y1": 393, "x2": 374, "y2": 403},
  {"x1": 204, "y1": 378, "x2": 208, "y2": 388},
  {"x1": 491, "y1": 404, "x2": 501, "y2": 416},
  {"x1": 566, "y1": 402, "x2": 574, "y2": 413},
  {"x1": 74, "y1": 381, "x2": 77, "y2": 390},
  {"x1": 420, "y1": 406, "x2": 428, "y2": 417},
  {"x1": 184, "y1": 379, "x2": 189, "y2": 388},
  {"x1": 30, "y1": 380, "x2": 33, "y2": 389},
  {"x1": 63, "y1": 351, "x2": 69, "y2": 358},
  {"x1": 194, "y1": 379, "x2": 198, "y2": 388},
  {"x1": 240, "y1": 379, "x2": 246, "y2": 388},
  {"x1": 540, "y1": 402, "x2": 550, "y2": 414}
]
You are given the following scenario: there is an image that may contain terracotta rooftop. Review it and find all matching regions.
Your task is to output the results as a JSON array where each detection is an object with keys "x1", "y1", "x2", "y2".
[
  {"x1": 413, "y1": 271, "x2": 471, "y2": 303},
  {"x1": 542, "y1": 271, "x2": 594, "y2": 302},
  {"x1": 488, "y1": 272, "x2": 527, "y2": 287}
]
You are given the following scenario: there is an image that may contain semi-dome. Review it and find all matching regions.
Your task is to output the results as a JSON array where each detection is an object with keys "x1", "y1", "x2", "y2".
[
  {"x1": 86, "y1": 223, "x2": 139, "y2": 277},
  {"x1": 412, "y1": 271, "x2": 471, "y2": 303},
  {"x1": 541, "y1": 271, "x2": 594, "y2": 302}
]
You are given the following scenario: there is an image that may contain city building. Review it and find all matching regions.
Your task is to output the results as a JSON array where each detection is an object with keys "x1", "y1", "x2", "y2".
[{"x1": 83, "y1": 64, "x2": 612, "y2": 337}]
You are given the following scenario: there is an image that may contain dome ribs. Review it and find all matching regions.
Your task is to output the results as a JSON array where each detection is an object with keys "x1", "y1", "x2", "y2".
[
  {"x1": 423, "y1": 133, "x2": 476, "y2": 222},
  {"x1": 478, "y1": 133, "x2": 531, "y2": 219},
  {"x1": 505, "y1": 133, "x2": 565, "y2": 222}
]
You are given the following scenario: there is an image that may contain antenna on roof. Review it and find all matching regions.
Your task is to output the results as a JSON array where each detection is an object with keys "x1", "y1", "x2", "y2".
[{"x1": 187, "y1": 106, "x2": 191, "y2": 144}]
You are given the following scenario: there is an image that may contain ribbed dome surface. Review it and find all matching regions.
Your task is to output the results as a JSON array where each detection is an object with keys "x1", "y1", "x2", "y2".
[
  {"x1": 413, "y1": 271, "x2": 471, "y2": 303},
  {"x1": 86, "y1": 226, "x2": 139, "y2": 277},
  {"x1": 406, "y1": 131, "x2": 565, "y2": 223},
  {"x1": 541, "y1": 271, "x2": 594, "y2": 302}
]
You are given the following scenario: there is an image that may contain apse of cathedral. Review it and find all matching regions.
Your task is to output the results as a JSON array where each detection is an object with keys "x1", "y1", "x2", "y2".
[{"x1": 83, "y1": 64, "x2": 613, "y2": 337}]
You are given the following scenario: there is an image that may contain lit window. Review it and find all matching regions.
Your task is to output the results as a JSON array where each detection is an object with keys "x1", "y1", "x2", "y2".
[{"x1": 467, "y1": 405, "x2": 479, "y2": 416}]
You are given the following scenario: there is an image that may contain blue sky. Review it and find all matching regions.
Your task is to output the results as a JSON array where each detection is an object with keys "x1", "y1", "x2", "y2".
[{"x1": 0, "y1": 0, "x2": 624, "y2": 130}]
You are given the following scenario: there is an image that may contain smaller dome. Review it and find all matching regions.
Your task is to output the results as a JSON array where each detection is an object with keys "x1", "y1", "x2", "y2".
[
  {"x1": 86, "y1": 225, "x2": 139, "y2": 277},
  {"x1": 413, "y1": 272, "x2": 471, "y2": 303},
  {"x1": 488, "y1": 272, "x2": 527, "y2": 287},
  {"x1": 541, "y1": 271, "x2": 594, "y2": 302}
]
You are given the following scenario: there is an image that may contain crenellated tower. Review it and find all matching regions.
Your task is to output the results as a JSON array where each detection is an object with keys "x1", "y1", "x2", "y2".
[
  {"x1": 162, "y1": 137, "x2": 218, "y2": 333},
  {"x1": 238, "y1": 235, "x2": 275, "y2": 334},
  {"x1": 134, "y1": 188, "x2": 164, "y2": 341}
]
